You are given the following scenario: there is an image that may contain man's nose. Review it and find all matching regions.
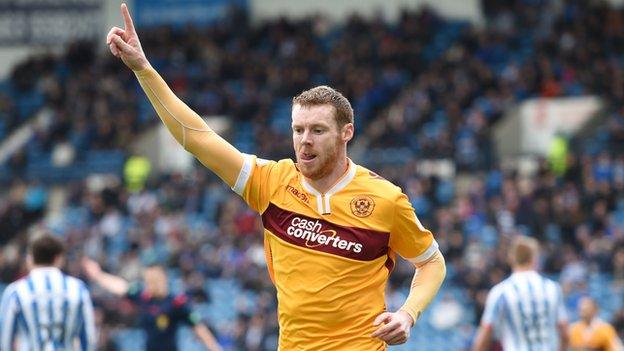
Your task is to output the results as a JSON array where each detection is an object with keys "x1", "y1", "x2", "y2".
[{"x1": 300, "y1": 130, "x2": 313, "y2": 145}]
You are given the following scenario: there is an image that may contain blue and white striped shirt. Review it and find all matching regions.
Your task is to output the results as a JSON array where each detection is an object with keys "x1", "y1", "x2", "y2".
[
  {"x1": 481, "y1": 271, "x2": 567, "y2": 351},
  {"x1": 0, "y1": 267, "x2": 96, "y2": 351}
]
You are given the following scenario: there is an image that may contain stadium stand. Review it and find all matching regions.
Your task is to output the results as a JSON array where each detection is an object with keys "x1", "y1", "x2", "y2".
[{"x1": 1, "y1": 0, "x2": 624, "y2": 350}]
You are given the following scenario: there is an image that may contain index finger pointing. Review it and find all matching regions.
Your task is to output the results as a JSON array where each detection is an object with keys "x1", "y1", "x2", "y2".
[{"x1": 121, "y1": 3, "x2": 135, "y2": 33}]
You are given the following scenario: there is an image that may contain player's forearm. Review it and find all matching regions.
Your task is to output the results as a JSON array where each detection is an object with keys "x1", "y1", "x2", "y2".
[
  {"x1": 471, "y1": 326, "x2": 493, "y2": 351},
  {"x1": 134, "y1": 67, "x2": 243, "y2": 186},
  {"x1": 134, "y1": 66, "x2": 208, "y2": 147},
  {"x1": 557, "y1": 323, "x2": 568, "y2": 351},
  {"x1": 398, "y1": 250, "x2": 446, "y2": 323},
  {"x1": 194, "y1": 324, "x2": 222, "y2": 351},
  {"x1": 91, "y1": 271, "x2": 129, "y2": 296},
  {"x1": 611, "y1": 336, "x2": 624, "y2": 351}
]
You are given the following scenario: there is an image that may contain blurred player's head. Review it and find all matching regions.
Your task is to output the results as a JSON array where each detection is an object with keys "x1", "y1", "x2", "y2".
[
  {"x1": 29, "y1": 234, "x2": 65, "y2": 268},
  {"x1": 143, "y1": 264, "x2": 169, "y2": 297},
  {"x1": 508, "y1": 235, "x2": 539, "y2": 271},
  {"x1": 578, "y1": 297, "x2": 598, "y2": 323},
  {"x1": 292, "y1": 86, "x2": 354, "y2": 180}
]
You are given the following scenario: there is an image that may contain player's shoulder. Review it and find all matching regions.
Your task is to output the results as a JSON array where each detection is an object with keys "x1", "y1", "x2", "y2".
[
  {"x1": 274, "y1": 157, "x2": 296, "y2": 169},
  {"x1": 537, "y1": 274, "x2": 562, "y2": 291},
  {"x1": 353, "y1": 164, "x2": 403, "y2": 197},
  {"x1": 487, "y1": 280, "x2": 509, "y2": 299},
  {"x1": 64, "y1": 274, "x2": 90, "y2": 292},
  {"x1": 1, "y1": 280, "x2": 21, "y2": 298},
  {"x1": 269, "y1": 158, "x2": 299, "y2": 181},
  {"x1": 250, "y1": 155, "x2": 296, "y2": 175},
  {"x1": 568, "y1": 320, "x2": 583, "y2": 331},
  {"x1": 595, "y1": 318, "x2": 616, "y2": 331},
  {"x1": 172, "y1": 293, "x2": 189, "y2": 307}
]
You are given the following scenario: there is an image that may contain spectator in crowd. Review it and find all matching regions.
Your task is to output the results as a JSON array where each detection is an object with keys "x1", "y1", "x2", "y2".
[{"x1": 82, "y1": 258, "x2": 222, "y2": 351}]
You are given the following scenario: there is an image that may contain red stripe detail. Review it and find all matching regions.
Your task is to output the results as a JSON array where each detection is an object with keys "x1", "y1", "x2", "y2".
[{"x1": 261, "y1": 203, "x2": 389, "y2": 261}]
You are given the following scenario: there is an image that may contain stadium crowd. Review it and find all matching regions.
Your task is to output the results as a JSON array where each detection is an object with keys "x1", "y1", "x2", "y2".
[{"x1": 1, "y1": 0, "x2": 624, "y2": 349}]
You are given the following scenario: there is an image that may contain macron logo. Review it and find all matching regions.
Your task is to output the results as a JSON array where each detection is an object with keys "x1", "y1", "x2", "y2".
[{"x1": 286, "y1": 217, "x2": 363, "y2": 253}]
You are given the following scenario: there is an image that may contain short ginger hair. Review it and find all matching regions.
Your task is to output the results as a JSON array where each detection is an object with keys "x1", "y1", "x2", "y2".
[{"x1": 292, "y1": 85, "x2": 354, "y2": 128}]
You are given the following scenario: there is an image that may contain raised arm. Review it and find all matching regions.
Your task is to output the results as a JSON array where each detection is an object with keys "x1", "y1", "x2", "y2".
[
  {"x1": 107, "y1": 3, "x2": 244, "y2": 187},
  {"x1": 81, "y1": 257, "x2": 129, "y2": 296}
]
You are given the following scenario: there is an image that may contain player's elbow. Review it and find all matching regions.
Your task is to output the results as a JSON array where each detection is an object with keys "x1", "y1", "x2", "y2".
[
  {"x1": 426, "y1": 250, "x2": 447, "y2": 284},
  {"x1": 438, "y1": 251, "x2": 447, "y2": 280},
  {"x1": 183, "y1": 127, "x2": 216, "y2": 154}
]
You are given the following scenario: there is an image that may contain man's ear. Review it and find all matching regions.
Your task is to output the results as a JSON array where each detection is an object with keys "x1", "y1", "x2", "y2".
[{"x1": 342, "y1": 123, "x2": 354, "y2": 143}]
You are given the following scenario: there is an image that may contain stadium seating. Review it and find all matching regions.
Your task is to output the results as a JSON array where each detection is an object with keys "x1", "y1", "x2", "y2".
[{"x1": 1, "y1": 1, "x2": 624, "y2": 350}]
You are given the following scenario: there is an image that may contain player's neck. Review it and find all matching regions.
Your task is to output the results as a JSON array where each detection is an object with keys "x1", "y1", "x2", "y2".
[
  {"x1": 305, "y1": 156, "x2": 349, "y2": 194},
  {"x1": 512, "y1": 264, "x2": 535, "y2": 273},
  {"x1": 31, "y1": 265, "x2": 60, "y2": 271}
]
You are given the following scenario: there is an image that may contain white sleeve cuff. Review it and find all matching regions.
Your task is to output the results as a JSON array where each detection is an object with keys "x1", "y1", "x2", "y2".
[
  {"x1": 407, "y1": 239, "x2": 439, "y2": 264},
  {"x1": 231, "y1": 153, "x2": 254, "y2": 196}
]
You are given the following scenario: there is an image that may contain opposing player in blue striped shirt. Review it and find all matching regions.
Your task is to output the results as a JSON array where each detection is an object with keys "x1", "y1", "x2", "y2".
[
  {"x1": 472, "y1": 235, "x2": 568, "y2": 351},
  {"x1": 0, "y1": 235, "x2": 96, "y2": 351}
]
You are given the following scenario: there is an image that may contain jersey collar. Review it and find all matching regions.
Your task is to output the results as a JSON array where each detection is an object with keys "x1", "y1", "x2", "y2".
[
  {"x1": 29, "y1": 266, "x2": 62, "y2": 276},
  {"x1": 301, "y1": 159, "x2": 357, "y2": 215}
]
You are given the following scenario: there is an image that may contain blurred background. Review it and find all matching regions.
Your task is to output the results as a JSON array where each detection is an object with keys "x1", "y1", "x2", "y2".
[{"x1": 1, "y1": 0, "x2": 624, "y2": 350}]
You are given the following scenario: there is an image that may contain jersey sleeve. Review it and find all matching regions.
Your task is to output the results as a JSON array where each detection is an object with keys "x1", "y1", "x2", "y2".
[
  {"x1": 481, "y1": 286, "x2": 504, "y2": 327},
  {"x1": 79, "y1": 283, "x2": 97, "y2": 351},
  {"x1": 0, "y1": 284, "x2": 19, "y2": 351},
  {"x1": 232, "y1": 154, "x2": 279, "y2": 213},
  {"x1": 389, "y1": 192, "x2": 438, "y2": 263}
]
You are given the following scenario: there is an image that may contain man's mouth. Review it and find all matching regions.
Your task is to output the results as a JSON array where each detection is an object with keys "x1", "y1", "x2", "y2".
[{"x1": 300, "y1": 153, "x2": 317, "y2": 162}]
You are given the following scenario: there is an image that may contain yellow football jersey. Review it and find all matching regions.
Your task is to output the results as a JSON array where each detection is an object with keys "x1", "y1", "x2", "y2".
[
  {"x1": 232, "y1": 155, "x2": 438, "y2": 351},
  {"x1": 569, "y1": 319, "x2": 623, "y2": 351}
]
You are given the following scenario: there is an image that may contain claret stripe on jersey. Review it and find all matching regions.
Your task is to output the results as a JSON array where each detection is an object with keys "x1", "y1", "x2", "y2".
[{"x1": 262, "y1": 203, "x2": 389, "y2": 261}]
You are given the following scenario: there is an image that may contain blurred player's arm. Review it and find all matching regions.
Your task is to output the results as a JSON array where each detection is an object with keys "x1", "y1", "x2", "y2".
[
  {"x1": 193, "y1": 323, "x2": 223, "y2": 351},
  {"x1": 179, "y1": 297, "x2": 223, "y2": 351},
  {"x1": 605, "y1": 324, "x2": 623, "y2": 351},
  {"x1": 79, "y1": 284, "x2": 98, "y2": 351},
  {"x1": 0, "y1": 285, "x2": 19, "y2": 351},
  {"x1": 472, "y1": 324, "x2": 494, "y2": 351},
  {"x1": 107, "y1": 3, "x2": 243, "y2": 187},
  {"x1": 557, "y1": 321, "x2": 568, "y2": 351},
  {"x1": 472, "y1": 285, "x2": 504, "y2": 351},
  {"x1": 81, "y1": 257, "x2": 129, "y2": 296},
  {"x1": 556, "y1": 285, "x2": 568, "y2": 351}
]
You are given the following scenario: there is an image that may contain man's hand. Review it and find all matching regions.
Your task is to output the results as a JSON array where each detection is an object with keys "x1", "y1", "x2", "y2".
[
  {"x1": 81, "y1": 257, "x2": 129, "y2": 296},
  {"x1": 81, "y1": 257, "x2": 102, "y2": 280},
  {"x1": 107, "y1": 3, "x2": 150, "y2": 71},
  {"x1": 371, "y1": 310, "x2": 414, "y2": 345}
]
